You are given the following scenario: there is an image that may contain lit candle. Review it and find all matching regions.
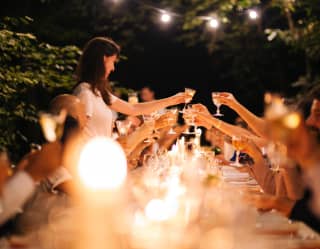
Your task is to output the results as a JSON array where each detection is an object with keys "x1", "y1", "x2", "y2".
[{"x1": 75, "y1": 137, "x2": 128, "y2": 249}]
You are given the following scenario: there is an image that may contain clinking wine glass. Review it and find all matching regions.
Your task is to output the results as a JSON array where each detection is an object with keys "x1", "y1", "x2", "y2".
[
  {"x1": 142, "y1": 114, "x2": 156, "y2": 143},
  {"x1": 116, "y1": 120, "x2": 132, "y2": 137},
  {"x1": 167, "y1": 108, "x2": 178, "y2": 135},
  {"x1": 183, "y1": 88, "x2": 196, "y2": 111},
  {"x1": 183, "y1": 105, "x2": 197, "y2": 134},
  {"x1": 211, "y1": 92, "x2": 224, "y2": 117}
]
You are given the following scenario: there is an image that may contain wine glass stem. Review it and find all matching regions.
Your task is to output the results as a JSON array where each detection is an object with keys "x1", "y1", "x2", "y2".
[
  {"x1": 183, "y1": 103, "x2": 187, "y2": 111},
  {"x1": 217, "y1": 105, "x2": 221, "y2": 115}
]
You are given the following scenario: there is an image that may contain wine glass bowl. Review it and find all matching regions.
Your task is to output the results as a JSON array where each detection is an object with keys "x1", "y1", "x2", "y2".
[
  {"x1": 211, "y1": 92, "x2": 224, "y2": 117},
  {"x1": 167, "y1": 108, "x2": 179, "y2": 134},
  {"x1": 142, "y1": 114, "x2": 156, "y2": 143},
  {"x1": 182, "y1": 105, "x2": 197, "y2": 134},
  {"x1": 185, "y1": 88, "x2": 196, "y2": 104},
  {"x1": 116, "y1": 120, "x2": 132, "y2": 137}
]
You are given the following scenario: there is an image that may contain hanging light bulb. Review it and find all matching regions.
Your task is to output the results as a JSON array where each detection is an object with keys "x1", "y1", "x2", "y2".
[
  {"x1": 248, "y1": 9, "x2": 259, "y2": 20},
  {"x1": 160, "y1": 12, "x2": 172, "y2": 23},
  {"x1": 208, "y1": 18, "x2": 219, "y2": 29}
]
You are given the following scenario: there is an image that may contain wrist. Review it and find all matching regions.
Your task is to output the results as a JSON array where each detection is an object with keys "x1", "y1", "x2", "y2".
[
  {"x1": 230, "y1": 100, "x2": 241, "y2": 110},
  {"x1": 212, "y1": 119, "x2": 222, "y2": 130}
]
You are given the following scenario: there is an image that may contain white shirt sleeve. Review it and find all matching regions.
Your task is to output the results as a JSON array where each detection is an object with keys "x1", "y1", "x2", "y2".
[
  {"x1": 74, "y1": 84, "x2": 93, "y2": 118},
  {"x1": 0, "y1": 172, "x2": 35, "y2": 225},
  {"x1": 109, "y1": 93, "x2": 119, "y2": 104}
]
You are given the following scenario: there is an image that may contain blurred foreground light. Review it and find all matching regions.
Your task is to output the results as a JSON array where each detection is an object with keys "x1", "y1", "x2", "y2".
[
  {"x1": 283, "y1": 112, "x2": 301, "y2": 129},
  {"x1": 208, "y1": 18, "x2": 219, "y2": 29},
  {"x1": 145, "y1": 198, "x2": 178, "y2": 222},
  {"x1": 248, "y1": 9, "x2": 258, "y2": 20},
  {"x1": 78, "y1": 137, "x2": 127, "y2": 190},
  {"x1": 160, "y1": 13, "x2": 172, "y2": 23},
  {"x1": 145, "y1": 199, "x2": 167, "y2": 221},
  {"x1": 200, "y1": 228, "x2": 234, "y2": 249}
]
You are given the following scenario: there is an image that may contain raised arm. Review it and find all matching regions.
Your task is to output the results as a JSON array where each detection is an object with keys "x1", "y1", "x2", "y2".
[
  {"x1": 110, "y1": 92, "x2": 187, "y2": 116},
  {"x1": 191, "y1": 104, "x2": 267, "y2": 148},
  {"x1": 117, "y1": 123, "x2": 153, "y2": 156},
  {"x1": 214, "y1": 92, "x2": 268, "y2": 138}
]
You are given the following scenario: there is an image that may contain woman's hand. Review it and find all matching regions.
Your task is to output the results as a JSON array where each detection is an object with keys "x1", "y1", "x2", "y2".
[
  {"x1": 191, "y1": 103, "x2": 211, "y2": 116},
  {"x1": 155, "y1": 111, "x2": 177, "y2": 130},
  {"x1": 183, "y1": 111, "x2": 211, "y2": 129},
  {"x1": 170, "y1": 92, "x2": 190, "y2": 105},
  {"x1": 213, "y1": 92, "x2": 238, "y2": 109}
]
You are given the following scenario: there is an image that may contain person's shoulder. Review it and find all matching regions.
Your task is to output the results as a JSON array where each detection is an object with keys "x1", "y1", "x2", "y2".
[{"x1": 73, "y1": 82, "x2": 92, "y2": 95}]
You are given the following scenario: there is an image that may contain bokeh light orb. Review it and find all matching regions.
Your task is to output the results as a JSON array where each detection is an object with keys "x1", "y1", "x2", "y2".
[{"x1": 78, "y1": 137, "x2": 127, "y2": 190}]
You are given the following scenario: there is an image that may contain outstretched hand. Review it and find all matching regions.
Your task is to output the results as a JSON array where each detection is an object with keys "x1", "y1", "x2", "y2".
[
  {"x1": 170, "y1": 92, "x2": 190, "y2": 106},
  {"x1": 213, "y1": 92, "x2": 238, "y2": 108},
  {"x1": 191, "y1": 103, "x2": 211, "y2": 116}
]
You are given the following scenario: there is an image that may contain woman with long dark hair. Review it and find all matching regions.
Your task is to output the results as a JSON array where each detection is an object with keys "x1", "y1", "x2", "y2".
[{"x1": 74, "y1": 37, "x2": 188, "y2": 138}]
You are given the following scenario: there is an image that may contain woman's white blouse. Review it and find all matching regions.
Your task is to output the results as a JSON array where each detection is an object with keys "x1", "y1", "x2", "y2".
[{"x1": 73, "y1": 82, "x2": 118, "y2": 138}]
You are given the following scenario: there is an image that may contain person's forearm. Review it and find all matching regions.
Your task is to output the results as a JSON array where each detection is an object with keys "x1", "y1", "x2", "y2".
[
  {"x1": 132, "y1": 97, "x2": 176, "y2": 115},
  {"x1": 248, "y1": 152, "x2": 277, "y2": 195},
  {"x1": 203, "y1": 114, "x2": 268, "y2": 148},
  {"x1": 128, "y1": 141, "x2": 153, "y2": 164},
  {"x1": 230, "y1": 100, "x2": 268, "y2": 138},
  {"x1": 158, "y1": 125, "x2": 187, "y2": 150},
  {"x1": 112, "y1": 96, "x2": 177, "y2": 116},
  {"x1": 205, "y1": 115, "x2": 261, "y2": 142},
  {"x1": 274, "y1": 197, "x2": 296, "y2": 217},
  {"x1": 119, "y1": 124, "x2": 151, "y2": 155},
  {"x1": 281, "y1": 167, "x2": 304, "y2": 200}
]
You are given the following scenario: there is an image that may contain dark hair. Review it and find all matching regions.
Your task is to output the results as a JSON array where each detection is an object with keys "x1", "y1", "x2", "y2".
[{"x1": 75, "y1": 37, "x2": 121, "y2": 105}]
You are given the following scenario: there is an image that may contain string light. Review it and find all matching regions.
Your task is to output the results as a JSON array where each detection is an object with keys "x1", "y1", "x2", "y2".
[
  {"x1": 208, "y1": 18, "x2": 219, "y2": 29},
  {"x1": 248, "y1": 9, "x2": 259, "y2": 20},
  {"x1": 160, "y1": 12, "x2": 172, "y2": 23},
  {"x1": 112, "y1": 0, "x2": 265, "y2": 32}
]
